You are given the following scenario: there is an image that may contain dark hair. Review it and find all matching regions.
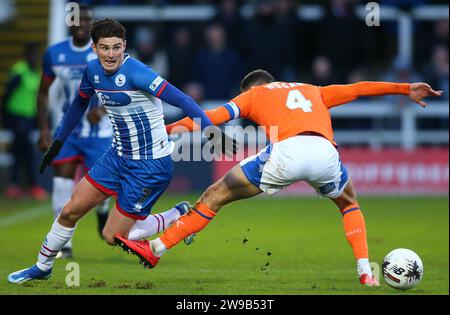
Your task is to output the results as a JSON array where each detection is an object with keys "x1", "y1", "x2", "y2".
[
  {"x1": 90, "y1": 18, "x2": 126, "y2": 44},
  {"x1": 240, "y1": 69, "x2": 275, "y2": 92}
]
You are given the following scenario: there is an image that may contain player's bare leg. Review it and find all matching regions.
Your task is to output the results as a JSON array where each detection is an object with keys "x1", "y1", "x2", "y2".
[
  {"x1": 102, "y1": 206, "x2": 136, "y2": 245},
  {"x1": 331, "y1": 178, "x2": 379, "y2": 286},
  {"x1": 55, "y1": 162, "x2": 111, "y2": 242},
  {"x1": 158, "y1": 163, "x2": 262, "y2": 248},
  {"x1": 200, "y1": 164, "x2": 263, "y2": 211},
  {"x1": 114, "y1": 164, "x2": 263, "y2": 268},
  {"x1": 8, "y1": 178, "x2": 108, "y2": 283},
  {"x1": 57, "y1": 178, "x2": 109, "y2": 227}
]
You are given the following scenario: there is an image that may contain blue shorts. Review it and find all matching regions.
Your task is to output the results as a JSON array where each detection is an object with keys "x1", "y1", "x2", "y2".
[
  {"x1": 53, "y1": 134, "x2": 112, "y2": 170},
  {"x1": 86, "y1": 148, "x2": 173, "y2": 220}
]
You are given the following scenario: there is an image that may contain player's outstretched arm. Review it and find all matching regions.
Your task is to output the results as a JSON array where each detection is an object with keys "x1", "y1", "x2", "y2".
[
  {"x1": 158, "y1": 83, "x2": 237, "y2": 155},
  {"x1": 166, "y1": 106, "x2": 232, "y2": 134},
  {"x1": 133, "y1": 64, "x2": 237, "y2": 155},
  {"x1": 319, "y1": 81, "x2": 442, "y2": 108},
  {"x1": 408, "y1": 82, "x2": 443, "y2": 107}
]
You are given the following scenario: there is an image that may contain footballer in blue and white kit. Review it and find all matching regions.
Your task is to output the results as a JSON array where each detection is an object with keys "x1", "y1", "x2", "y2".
[
  {"x1": 7, "y1": 18, "x2": 234, "y2": 283},
  {"x1": 77, "y1": 54, "x2": 181, "y2": 219}
]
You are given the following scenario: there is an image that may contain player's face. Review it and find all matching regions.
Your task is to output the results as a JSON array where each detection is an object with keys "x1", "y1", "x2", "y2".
[
  {"x1": 70, "y1": 9, "x2": 93, "y2": 42},
  {"x1": 93, "y1": 37, "x2": 126, "y2": 74}
]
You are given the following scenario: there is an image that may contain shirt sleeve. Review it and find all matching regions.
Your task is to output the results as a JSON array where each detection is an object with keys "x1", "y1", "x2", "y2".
[
  {"x1": 132, "y1": 65, "x2": 212, "y2": 130},
  {"x1": 42, "y1": 48, "x2": 55, "y2": 80},
  {"x1": 165, "y1": 91, "x2": 252, "y2": 134},
  {"x1": 54, "y1": 94, "x2": 90, "y2": 142},
  {"x1": 319, "y1": 82, "x2": 410, "y2": 109},
  {"x1": 228, "y1": 89, "x2": 253, "y2": 118},
  {"x1": 166, "y1": 106, "x2": 233, "y2": 133},
  {"x1": 78, "y1": 68, "x2": 95, "y2": 99},
  {"x1": 132, "y1": 65, "x2": 168, "y2": 97}
]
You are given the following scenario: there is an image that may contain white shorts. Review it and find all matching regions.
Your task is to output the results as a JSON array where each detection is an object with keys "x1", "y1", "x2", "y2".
[{"x1": 240, "y1": 135, "x2": 349, "y2": 199}]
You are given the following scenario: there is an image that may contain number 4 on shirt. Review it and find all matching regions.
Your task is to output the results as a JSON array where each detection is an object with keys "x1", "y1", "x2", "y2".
[{"x1": 286, "y1": 90, "x2": 313, "y2": 112}]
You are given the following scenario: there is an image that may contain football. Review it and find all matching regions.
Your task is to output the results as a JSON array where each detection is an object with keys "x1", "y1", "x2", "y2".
[{"x1": 382, "y1": 248, "x2": 424, "y2": 290}]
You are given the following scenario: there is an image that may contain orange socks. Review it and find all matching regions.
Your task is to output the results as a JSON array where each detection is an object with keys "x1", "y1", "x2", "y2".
[
  {"x1": 160, "y1": 203, "x2": 216, "y2": 249},
  {"x1": 341, "y1": 204, "x2": 368, "y2": 260}
]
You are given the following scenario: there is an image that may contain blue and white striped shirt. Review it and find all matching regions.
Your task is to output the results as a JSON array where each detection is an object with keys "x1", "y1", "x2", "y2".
[{"x1": 79, "y1": 55, "x2": 171, "y2": 159}]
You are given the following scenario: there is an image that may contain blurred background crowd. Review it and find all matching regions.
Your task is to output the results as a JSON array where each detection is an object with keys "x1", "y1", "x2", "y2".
[
  {"x1": 44, "y1": 0, "x2": 449, "y2": 104},
  {"x1": 1, "y1": 0, "x2": 448, "y2": 103}
]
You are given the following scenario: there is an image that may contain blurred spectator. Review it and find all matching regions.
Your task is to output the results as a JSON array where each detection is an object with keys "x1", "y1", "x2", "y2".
[
  {"x1": 315, "y1": 0, "x2": 365, "y2": 82},
  {"x1": 419, "y1": 45, "x2": 449, "y2": 130},
  {"x1": 182, "y1": 81, "x2": 205, "y2": 104},
  {"x1": 193, "y1": 23, "x2": 243, "y2": 100},
  {"x1": 432, "y1": 18, "x2": 450, "y2": 48},
  {"x1": 347, "y1": 67, "x2": 369, "y2": 84},
  {"x1": 212, "y1": 0, "x2": 244, "y2": 50},
  {"x1": 422, "y1": 45, "x2": 449, "y2": 100},
  {"x1": 380, "y1": 56, "x2": 422, "y2": 129},
  {"x1": 128, "y1": 25, "x2": 169, "y2": 77},
  {"x1": 387, "y1": 56, "x2": 422, "y2": 81},
  {"x1": 0, "y1": 44, "x2": 47, "y2": 200},
  {"x1": 274, "y1": 0, "x2": 301, "y2": 81},
  {"x1": 384, "y1": 56, "x2": 422, "y2": 104},
  {"x1": 167, "y1": 27, "x2": 196, "y2": 88},
  {"x1": 415, "y1": 18, "x2": 449, "y2": 68},
  {"x1": 241, "y1": 0, "x2": 284, "y2": 78},
  {"x1": 310, "y1": 56, "x2": 336, "y2": 86}
]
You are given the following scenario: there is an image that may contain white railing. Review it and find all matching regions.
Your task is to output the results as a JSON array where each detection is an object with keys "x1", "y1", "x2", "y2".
[{"x1": 331, "y1": 101, "x2": 449, "y2": 150}]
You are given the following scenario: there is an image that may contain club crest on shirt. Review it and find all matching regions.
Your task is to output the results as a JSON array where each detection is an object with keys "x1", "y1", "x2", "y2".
[{"x1": 115, "y1": 74, "x2": 126, "y2": 87}]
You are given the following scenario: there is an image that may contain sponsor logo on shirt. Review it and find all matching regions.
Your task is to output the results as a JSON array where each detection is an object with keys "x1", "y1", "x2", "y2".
[{"x1": 94, "y1": 74, "x2": 100, "y2": 84}]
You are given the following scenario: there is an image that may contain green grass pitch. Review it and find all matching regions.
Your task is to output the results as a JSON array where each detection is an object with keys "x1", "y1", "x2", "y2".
[{"x1": 0, "y1": 195, "x2": 448, "y2": 295}]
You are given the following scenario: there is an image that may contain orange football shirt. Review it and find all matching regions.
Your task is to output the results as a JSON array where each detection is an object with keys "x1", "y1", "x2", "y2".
[{"x1": 166, "y1": 81, "x2": 410, "y2": 145}]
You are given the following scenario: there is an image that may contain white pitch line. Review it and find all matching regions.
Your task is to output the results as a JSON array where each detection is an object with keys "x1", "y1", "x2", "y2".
[{"x1": 0, "y1": 204, "x2": 51, "y2": 229}]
